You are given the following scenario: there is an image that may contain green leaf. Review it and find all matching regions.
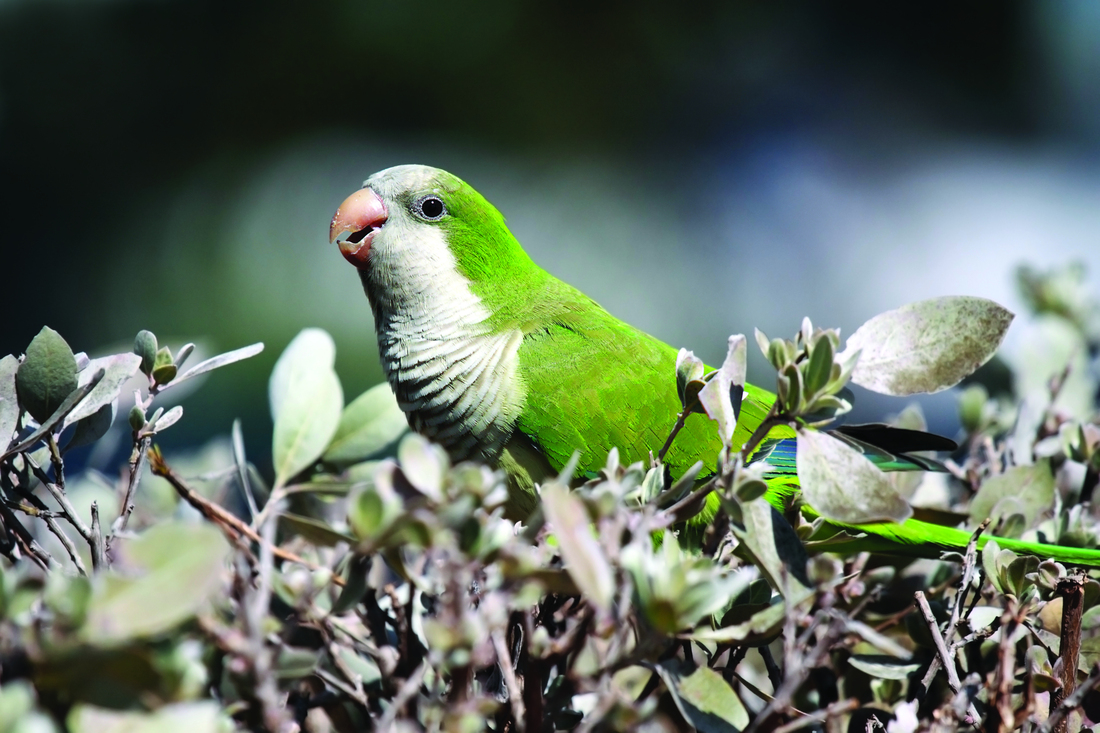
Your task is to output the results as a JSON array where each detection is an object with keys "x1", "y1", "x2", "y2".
[
  {"x1": 279, "y1": 512, "x2": 355, "y2": 547},
  {"x1": 347, "y1": 473, "x2": 403, "y2": 541},
  {"x1": 541, "y1": 481, "x2": 614, "y2": 612},
  {"x1": 323, "y1": 382, "x2": 409, "y2": 466},
  {"x1": 848, "y1": 655, "x2": 922, "y2": 680},
  {"x1": 334, "y1": 645, "x2": 381, "y2": 687},
  {"x1": 133, "y1": 330, "x2": 157, "y2": 376},
  {"x1": 687, "y1": 600, "x2": 788, "y2": 644},
  {"x1": 63, "y1": 353, "x2": 142, "y2": 430},
  {"x1": 796, "y1": 428, "x2": 912, "y2": 524},
  {"x1": 676, "y1": 348, "x2": 706, "y2": 408},
  {"x1": 270, "y1": 329, "x2": 343, "y2": 488},
  {"x1": 730, "y1": 498, "x2": 812, "y2": 600},
  {"x1": 656, "y1": 661, "x2": 749, "y2": 733},
  {"x1": 16, "y1": 326, "x2": 78, "y2": 423},
  {"x1": 0, "y1": 680, "x2": 36, "y2": 730},
  {"x1": 331, "y1": 555, "x2": 370, "y2": 614},
  {"x1": 0, "y1": 355, "x2": 20, "y2": 452},
  {"x1": 82, "y1": 522, "x2": 229, "y2": 646},
  {"x1": 804, "y1": 332, "x2": 834, "y2": 397},
  {"x1": 842, "y1": 296, "x2": 1014, "y2": 396},
  {"x1": 969, "y1": 460, "x2": 1055, "y2": 529},
  {"x1": 66, "y1": 403, "x2": 115, "y2": 451},
  {"x1": 68, "y1": 702, "x2": 222, "y2": 733}
]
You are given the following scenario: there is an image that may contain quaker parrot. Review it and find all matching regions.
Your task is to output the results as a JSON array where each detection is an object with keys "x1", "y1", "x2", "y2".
[{"x1": 329, "y1": 164, "x2": 1100, "y2": 566}]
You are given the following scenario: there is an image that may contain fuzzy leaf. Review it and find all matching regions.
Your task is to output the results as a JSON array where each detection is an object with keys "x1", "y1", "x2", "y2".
[
  {"x1": 676, "y1": 348, "x2": 706, "y2": 408},
  {"x1": 279, "y1": 512, "x2": 355, "y2": 547},
  {"x1": 16, "y1": 327, "x2": 78, "y2": 423},
  {"x1": 68, "y1": 702, "x2": 222, "y2": 733},
  {"x1": 657, "y1": 661, "x2": 749, "y2": 733},
  {"x1": 82, "y1": 522, "x2": 229, "y2": 646},
  {"x1": 731, "y1": 498, "x2": 811, "y2": 599},
  {"x1": 65, "y1": 402, "x2": 116, "y2": 451},
  {"x1": 969, "y1": 460, "x2": 1054, "y2": 529},
  {"x1": 396, "y1": 433, "x2": 448, "y2": 501},
  {"x1": 133, "y1": 330, "x2": 158, "y2": 376},
  {"x1": 847, "y1": 655, "x2": 922, "y2": 680},
  {"x1": 542, "y1": 482, "x2": 614, "y2": 612},
  {"x1": 842, "y1": 296, "x2": 1013, "y2": 396},
  {"x1": 698, "y1": 335, "x2": 747, "y2": 445},
  {"x1": 0, "y1": 355, "x2": 20, "y2": 452},
  {"x1": 170, "y1": 342, "x2": 264, "y2": 390},
  {"x1": 324, "y1": 382, "x2": 409, "y2": 466},
  {"x1": 151, "y1": 405, "x2": 184, "y2": 433},
  {"x1": 63, "y1": 353, "x2": 142, "y2": 429},
  {"x1": 797, "y1": 428, "x2": 912, "y2": 524},
  {"x1": 270, "y1": 329, "x2": 343, "y2": 488}
]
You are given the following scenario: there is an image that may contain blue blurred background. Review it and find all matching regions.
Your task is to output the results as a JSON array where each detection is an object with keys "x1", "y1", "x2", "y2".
[{"x1": 2, "y1": 1, "x2": 1099, "y2": 469}]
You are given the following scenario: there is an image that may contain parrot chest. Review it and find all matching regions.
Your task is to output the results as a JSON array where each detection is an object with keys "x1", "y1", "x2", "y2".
[{"x1": 377, "y1": 321, "x2": 525, "y2": 462}]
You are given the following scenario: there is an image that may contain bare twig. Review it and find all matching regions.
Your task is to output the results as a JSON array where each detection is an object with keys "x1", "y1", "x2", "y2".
[
  {"x1": 658, "y1": 412, "x2": 688, "y2": 463},
  {"x1": 1050, "y1": 576, "x2": 1085, "y2": 733},
  {"x1": 493, "y1": 628, "x2": 526, "y2": 731},
  {"x1": 915, "y1": 590, "x2": 980, "y2": 725},
  {"x1": 24, "y1": 453, "x2": 93, "y2": 543},
  {"x1": 148, "y1": 447, "x2": 345, "y2": 586},
  {"x1": 377, "y1": 661, "x2": 426, "y2": 730},
  {"x1": 944, "y1": 519, "x2": 990, "y2": 645},
  {"x1": 41, "y1": 514, "x2": 87, "y2": 575},
  {"x1": 113, "y1": 434, "x2": 151, "y2": 540},
  {"x1": 89, "y1": 501, "x2": 105, "y2": 571}
]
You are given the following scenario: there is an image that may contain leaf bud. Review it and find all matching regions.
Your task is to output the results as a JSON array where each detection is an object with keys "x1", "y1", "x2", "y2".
[{"x1": 134, "y1": 330, "x2": 157, "y2": 376}]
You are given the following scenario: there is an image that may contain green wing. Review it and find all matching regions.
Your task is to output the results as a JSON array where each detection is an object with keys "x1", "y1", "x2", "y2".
[
  {"x1": 504, "y1": 277, "x2": 1100, "y2": 568},
  {"x1": 514, "y1": 305, "x2": 782, "y2": 481}
]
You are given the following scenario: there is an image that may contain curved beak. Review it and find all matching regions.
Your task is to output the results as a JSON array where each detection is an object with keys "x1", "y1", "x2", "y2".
[{"x1": 329, "y1": 187, "x2": 388, "y2": 267}]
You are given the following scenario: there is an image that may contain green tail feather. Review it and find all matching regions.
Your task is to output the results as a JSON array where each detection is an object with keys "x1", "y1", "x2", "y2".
[{"x1": 757, "y1": 436, "x2": 1100, "y2": 568}]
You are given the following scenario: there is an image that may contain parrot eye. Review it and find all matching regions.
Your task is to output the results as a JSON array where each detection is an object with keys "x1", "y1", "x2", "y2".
[{"x1": 414, "y1": 195, "x2": 447, "y2": 221}]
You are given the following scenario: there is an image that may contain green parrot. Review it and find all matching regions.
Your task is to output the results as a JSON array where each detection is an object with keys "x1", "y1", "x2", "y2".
[{"x1": 329, "y1": 164, "x2": 1100, "y2": 567}]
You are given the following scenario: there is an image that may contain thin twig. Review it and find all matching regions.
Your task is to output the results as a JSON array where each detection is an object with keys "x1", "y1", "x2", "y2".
[
  {"x1": 89, "y1": 502, "x2": 105, "y2": 570},
  {"x1": 113, "y1": 435, "x2": 151, "y2": 539},
  {"x1": 148, "y1": 447, "x2": 345, "y2": 586},
  {"x1": 24, "y1": 453, "x2": 93, "y2": 542},
  {"x1": 41, "y1": 514, "x2": 87, "y2": 575},
  {"x1": 944, "y1": 519, "x2": 990, "y2": 646},
  {"x1": 0, "y1": 502, "x2": 54, "y2": 571},
  {"x1": 658, "y1": 413, "x2": 688, "y2": 463},
  {"x1": 915, "y1": 590, "x2": 980, "y2": 724},
  {"x1": 377, "y1": 661, "x2": 426, "y2": 730},
  {"x1": 493, "y1": 628, "x2": 526, "y2": 732}
]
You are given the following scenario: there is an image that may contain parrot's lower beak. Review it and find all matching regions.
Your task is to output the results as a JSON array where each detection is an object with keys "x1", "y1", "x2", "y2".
[{"x1": 329, "y1": 187, "x2": 388, "y2": 267}]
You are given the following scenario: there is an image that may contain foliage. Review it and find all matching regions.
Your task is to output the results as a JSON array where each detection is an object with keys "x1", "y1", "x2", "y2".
[{"x1": 0, "y1": 264, "x2": 1098, "y2": 731}]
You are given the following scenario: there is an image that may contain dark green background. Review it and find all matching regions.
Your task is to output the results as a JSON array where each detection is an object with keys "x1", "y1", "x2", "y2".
[{"x1": 3, "y1": 1, "x2": 1098, "y2": 469}]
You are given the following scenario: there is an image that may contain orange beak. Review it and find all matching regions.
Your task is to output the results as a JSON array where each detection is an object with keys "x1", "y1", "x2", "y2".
[{"x1": 329, "y1": 187, "x2": 388, "y2": 268}]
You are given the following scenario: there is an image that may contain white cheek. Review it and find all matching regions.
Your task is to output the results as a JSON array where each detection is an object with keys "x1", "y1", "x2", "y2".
[{"x1": 370, "y1": 220, "x2": 491, "y2": 334}]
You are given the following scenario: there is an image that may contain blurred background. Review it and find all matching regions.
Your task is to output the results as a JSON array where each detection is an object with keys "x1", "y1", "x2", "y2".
[{"x1": 2, "y1": 0, "x2": 1099, "y2": 471}]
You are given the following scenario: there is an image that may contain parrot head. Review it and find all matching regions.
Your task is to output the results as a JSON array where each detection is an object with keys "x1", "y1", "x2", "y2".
[{"x1": 329, "y1": 164, "x2": 542, "y2": 331}]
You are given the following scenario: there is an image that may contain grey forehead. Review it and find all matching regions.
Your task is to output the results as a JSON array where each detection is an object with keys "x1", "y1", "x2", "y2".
[{"x1": 364, "y1": 164, "x2": 452, "y2": 198}]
